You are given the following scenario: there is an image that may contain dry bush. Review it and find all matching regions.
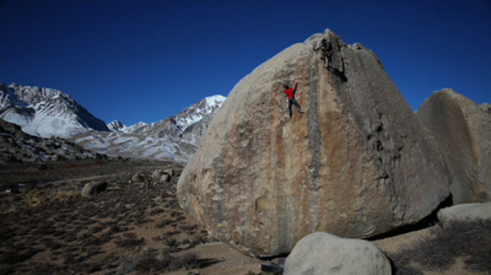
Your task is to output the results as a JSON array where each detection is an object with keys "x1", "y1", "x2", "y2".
[
  {"x1": 2, "y1": 248, "x2": 43, "y2": 265},
  {"x1": 148, "y1": 208, "x2": 164, "y2": 216},
  {"x1": 135, "y1": 218, "x2": 154, "y2": 226},
  {"x1": 117, "y1": 249, "x2": 199, "y2": 274},
  {"x1": 388, "y1": 219, "x2": 491, "y2": 274},
  {"x1": 155, "y1": 220, "x2": 171, "y2": 229},
  {"x1": 115, "y1": 233, "x2": 146, "y2": 249}
]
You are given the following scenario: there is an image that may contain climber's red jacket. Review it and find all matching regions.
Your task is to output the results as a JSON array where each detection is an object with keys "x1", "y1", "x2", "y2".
[{"x1": 284, "y1": 87, "x2": 294, "y2": 99}]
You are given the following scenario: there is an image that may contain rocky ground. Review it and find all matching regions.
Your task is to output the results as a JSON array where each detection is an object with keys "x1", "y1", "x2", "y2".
[
  {"x1": 0, "y1": 119, "x2": 104, "y2": 163},
  {"x1": 1, "y1": 159, "x2": 489, "y2": 275},
  {"x1": 0, "y1": 159, "x2": 261, "y2": 275}
]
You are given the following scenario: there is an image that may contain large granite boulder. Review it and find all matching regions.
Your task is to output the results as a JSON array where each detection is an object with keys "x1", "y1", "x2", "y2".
[
  {"x1": 417, "y1": 90, "x2": 491, "y2": 204},
  {"x1": 177, "y1": 29, "x2": 449, "y2": 257},
  {"x1": 284, "y1": 232, "x2": 391, "y2": 275}
]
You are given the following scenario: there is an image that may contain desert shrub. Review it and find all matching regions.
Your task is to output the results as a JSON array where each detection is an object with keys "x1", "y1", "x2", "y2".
[
  {"x1": 78, "y1": 260, "x2": 103, "y2": 274},
  {"x1": 169, "y1": 253, "x2": 199, "y2": 271},
  {"x1": 64, "y1": 232, "x2": 77, "y2": 243},
  {"x1": 2, "y1": 248, "x2": 43, "y2": 265},
  {"x1": 53, "y1": 213, "x2": 67, "y2": 222},
  {"x1": 155, "y1": 220, "x2": 171, "y2": 229},
  {"x1": 109, "y1": 225, "x2": 120, "y2": 233},
  {"x1": 119, "y1": 249, "x2": 199, "y2": 273},
  {"x1": 115, "y1": 233, "x2": 146, "y2": 249},
  {"x1": 62, "y1": 251, "x2": 76, "y2": 265},
  {"x1": 50, "y1": 242, "x2": 63, "y2": 251},
  {"x1": 78, "y1": 232, "x2": 91, "y2": 240},
  {"x1": 164, "y1": 238, "x2": 180, "y2": 252},
  {"x1": 179, "y1": 224, "x2": 197, "y2": 231},
  {"x1": 82, "y1": 236, "x2": 106, "y2": 246},
  {"x1": 163, "y1": 231, "x2": 179, "y2": 237},
  {"x1": 75, "y1": 254, "x2": 88, "y2": 263},
  {"x1": 95, "y1": 231, "x2": 113, "y2": 244},
  {"x1": 135, "y1": 218, "x2": 154, "y2": 226},
  {"x1": 32, "y1": 224, "x2": 56, "y2": 236},
  {"x1": 32, "y1": 263, "x2": 58, "y2": 275},
  {"x1": 148, "y1": 208, "x2": 164, "y2": 216},
  {"x1": 170, "y1": 211, "x2": 179, "y2": 218},
  {"x1": 89, "y1": 225, "x2": 103, "y2": 234},
  {"x1": 53, "y1": 229, "x2": 66, "y2": 237},
  {"x1": 388, "y1": 219, "x2": 491, "y2": 274}
]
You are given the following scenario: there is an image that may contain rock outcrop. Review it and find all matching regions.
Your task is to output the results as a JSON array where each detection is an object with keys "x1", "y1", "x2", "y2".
[
  {"x1": 284, "y1": 232, "x2": 391, "y2": 275},
  {"x1": 177, "y1": 29, "x2": 449, "y2": 257},
  {"x1": 0, "y1": 119, "x2": 102, "y2": 163},
  {"x1": 437, "y1": 202, "x2": 491, "y2": 223},
  {"x1": 417, "y1": 89, "x2": 491, "y2": 204}
]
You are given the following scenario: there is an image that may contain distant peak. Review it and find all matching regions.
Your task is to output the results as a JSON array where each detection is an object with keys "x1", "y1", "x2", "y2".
[
  {"x1": 204, "y1": 95, "x2": 226, "y2": 106},
  {"x1": 108, "y1": 120, "x2": 127, "y2": 132},
  {"x1": 109, "y1": 120, "x2": 124, "y2": 125}
]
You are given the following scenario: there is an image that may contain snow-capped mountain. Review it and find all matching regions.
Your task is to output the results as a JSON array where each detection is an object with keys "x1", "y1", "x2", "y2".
[
  {"x1": 107, "y1": 120, "x2": 128, "y2": 132},
  {"x1": 1, "y1": 82, "x2": 226, "y2": 163},
  {"x1": 70, "y1": 95, "x2": 226, "y2": 163},
  {"x1": 123, "y1": 95, "x2": 226, "y2": 145},
  {"x1": 0, "y1": 83, "x2": 109, "y2": 138}
]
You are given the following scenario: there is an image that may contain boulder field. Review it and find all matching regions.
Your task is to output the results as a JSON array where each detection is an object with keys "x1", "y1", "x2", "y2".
[{"x1": 177, "y1": 30, "x2": 452, "y2": 257}]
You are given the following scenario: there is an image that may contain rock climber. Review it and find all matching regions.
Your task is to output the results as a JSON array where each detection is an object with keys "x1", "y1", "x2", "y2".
[
  {"x1": 313, "y1": 38, "x2": 332, "y2": 68},
  {"x1": 283, "y1": 83, "x2": 304, "y2": 118}
]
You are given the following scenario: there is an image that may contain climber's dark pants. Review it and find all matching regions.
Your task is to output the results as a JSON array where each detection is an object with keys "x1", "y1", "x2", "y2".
[{"x1": 288, "y1": 98, "x2": 302, "y2": 118}]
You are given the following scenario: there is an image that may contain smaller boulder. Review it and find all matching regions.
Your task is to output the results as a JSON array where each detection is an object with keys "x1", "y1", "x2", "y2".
[
  {"x1": 81, "y1": 182, "x2": 108, "y2": 197},
  {"x1": 163, "y1": 167, "x2": 174, "y2": 177},
  {"x1": 132, "y1": 173, "x2": 145, "y2": 183},
  {"x1": 437, "y1": 202, "x2": 491, "y2": 223},
  {"x1": 152, "y1": 170, "x2": 163, "y2": 180},
  {"x1": 284, "y1": 232, "x2": 391, "y2": 275},
  {"x1": 160, "y1": 173, "x2": 171, "y2": 184}
]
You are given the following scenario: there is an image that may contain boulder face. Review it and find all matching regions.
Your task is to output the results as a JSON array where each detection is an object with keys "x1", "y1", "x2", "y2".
[
  {"x1": 177, "y1": 29, "x2": 450, "y2": 257},
  {"x1": 417, "y1": 90, "x2": 491, "y2": 204}
]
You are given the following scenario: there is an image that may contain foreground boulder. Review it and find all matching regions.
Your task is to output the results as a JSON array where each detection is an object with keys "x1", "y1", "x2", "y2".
[
  {"x1": 177, "y1": 29, "x2": 449, "y2": 257},
  {"x1": 81, "y1": 182, "x2": 108, "y2": 197},
  {"x1": 131, "y1": 173, "x2": 145, "y2": 184},
  {"x1": 417, "y1": 89, "x2": 491, "y2": 204},
  {"x1": 152, "y1": 169, "x2": 164, "y2": 180},
  {"x1": 284, "y1": 232, "x2": 391, "y2": 275},
  {"x1": 437, "y1": 202, "x2": 491, "y2": 223}
]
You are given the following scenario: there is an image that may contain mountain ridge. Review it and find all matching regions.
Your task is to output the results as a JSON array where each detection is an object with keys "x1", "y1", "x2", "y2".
[
  {"x1": 0, "y1": 83, "x2": 109, "y2": 138},
  {"x1": 72, "y1": 95, "x2": 226, "y2": 162}
]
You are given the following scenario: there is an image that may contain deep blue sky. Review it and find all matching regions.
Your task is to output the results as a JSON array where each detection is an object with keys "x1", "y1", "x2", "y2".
[{"x1": 1, "y1": 0, "x2": 490, "y2": 126}]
